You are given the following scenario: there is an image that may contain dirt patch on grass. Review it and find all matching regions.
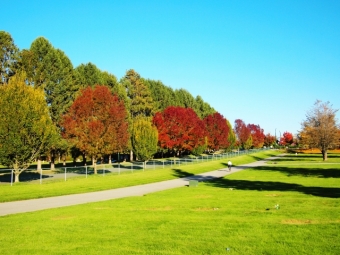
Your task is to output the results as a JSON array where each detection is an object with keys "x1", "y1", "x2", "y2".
[
  {"x1": 51, "y1": 215, "x2": 76, "y2": 220},
  {"x1": 265, "y1": 194, "x2": 280, "y2": 197},
  {"x1": 93, "y1": 207, "x2": 112, "y2": 210},
  {"x1": 193, "y1": 195, "x2": 212, "y2": 199},
  {"x1": 281, "y1": 219, "x2": 313, "y2": 224},
  {"x1": 192, "y1": 207, "x2": 220, "y2": 211},
  {"x1": 145, "y1": 206, "x2": 173, "y2": 211}
]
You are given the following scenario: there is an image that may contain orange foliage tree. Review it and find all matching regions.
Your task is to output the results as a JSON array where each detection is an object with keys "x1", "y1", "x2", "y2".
[{"x1": 61, "y1": 85, "x2": 129, "y2": 173}]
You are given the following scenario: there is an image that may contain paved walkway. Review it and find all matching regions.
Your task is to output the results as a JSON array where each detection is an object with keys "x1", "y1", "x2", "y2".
[{"x1": 0, "y1": 156, "x2": 281, "y2": 217}]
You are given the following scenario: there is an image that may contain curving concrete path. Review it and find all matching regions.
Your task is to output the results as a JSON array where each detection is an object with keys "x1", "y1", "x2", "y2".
[{"x1": 0, "y1": 156, "x2": 281, "y2": 217}]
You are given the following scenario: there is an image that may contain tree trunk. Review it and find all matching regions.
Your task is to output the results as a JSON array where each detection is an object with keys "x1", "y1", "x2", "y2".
[
  {"x1": 14, "y1": 172, "x2": 19, "y2": 183},
  {"x1": 37, "y1": 158, "x2": 42, "y2": 171},
  {"x1": 322, "y1": 149, "x2": 328, "y2": 161},
  {"x1": 130, "y1": 150, "x2": 133, "y2": 162},
  {"x1": 82, "y1": 153, "x2": 87, "y2": 166},
  {"x1": 92, "y1": 156, "x2": 97, "y2": 174},
  {"x1": 50, "y1": 151, "x2": 55, "y2": 170},
  {"x1": 13, "y1": 165, "x2": 20, "y2": 183}
]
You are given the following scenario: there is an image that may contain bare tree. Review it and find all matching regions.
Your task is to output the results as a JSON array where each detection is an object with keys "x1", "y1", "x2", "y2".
[{"x1": 300, "y1": 100, "x2": 340, "y2": 160}]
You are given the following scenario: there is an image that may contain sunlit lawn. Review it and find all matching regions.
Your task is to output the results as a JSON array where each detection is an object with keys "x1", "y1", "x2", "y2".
[{"x1": 0, "y1": 151, "x2": 339, "y2": 254}]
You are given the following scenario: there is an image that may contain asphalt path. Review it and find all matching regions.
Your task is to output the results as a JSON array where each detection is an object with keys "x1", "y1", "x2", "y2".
[{"x1": 0, "y1": 156, "x2": 282, "y2": 217}]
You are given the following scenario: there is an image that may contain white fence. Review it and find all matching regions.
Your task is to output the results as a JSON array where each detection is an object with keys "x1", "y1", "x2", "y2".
[{"x1": 0, "y1": 149, "x2": 268, "y2": 186}]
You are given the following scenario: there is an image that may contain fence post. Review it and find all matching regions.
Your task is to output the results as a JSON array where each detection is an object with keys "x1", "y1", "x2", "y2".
[
  {"x1": 64, "y1": 167, "x2": 67, "y2": 181},
  {"x1": 40, "y1": 168, "x2": 42, "y2": 184},
  {"x1": 11, "y1": 169, "x2": 13, "y2": 186},
  {"x1": 86, "y1": 166, "x2": 88, "y2": 178}
]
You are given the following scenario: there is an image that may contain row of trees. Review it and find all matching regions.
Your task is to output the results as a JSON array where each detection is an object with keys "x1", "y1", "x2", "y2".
[{"x1": 8, "y1": 30, "x2": 337, "y2": 183}]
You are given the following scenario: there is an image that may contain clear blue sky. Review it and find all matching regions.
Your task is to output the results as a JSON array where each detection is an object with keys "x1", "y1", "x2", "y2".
[{"x1": 3, "y1": 0, "x2": 340, "y2": 137}]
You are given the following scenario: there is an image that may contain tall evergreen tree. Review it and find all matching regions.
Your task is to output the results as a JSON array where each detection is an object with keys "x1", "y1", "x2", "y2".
[
  {"x1": 21, "y1": 37, "x2": 76, "y2": 124},
  {"x1": 123, "y1": 69, "x2": 154, "y2": 118},
  {"x1": 20, "y1": 37, "x2": 78, "y2": 170},
  {"x1": 195, "y1": 95, "x2": 216, "y2": 119},
  {"x1": 0, "y1": 31, "x2": 20, "y2": 84},
  {"x1": 121, "y1": 69, "x2": 155, "y2": 161},
  {"x1": 144, "y1": 79, "x2": 178, "y2": 112},
  {"x1": 175, "y1": 88, "x2": 197, "y2": 110},
  {"x1": 74, "y1": 62, "x2": 104, "y2": 88}
]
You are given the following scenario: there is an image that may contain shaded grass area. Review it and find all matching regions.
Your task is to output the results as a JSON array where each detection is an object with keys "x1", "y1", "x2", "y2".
[
  {"x1": 0, "y1": 152, "x2": 339, "y2": 254},
  {"x1": 0, "y1": 150, "x2": 280, "y2": 202}
]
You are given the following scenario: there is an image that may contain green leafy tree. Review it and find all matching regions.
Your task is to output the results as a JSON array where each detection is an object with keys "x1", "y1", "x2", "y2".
[
  {"x1": 121, "y1": 69, "x2": 155, "y2": 161},
  {"x1": 244, "y1": 135, "x2": 253, "y2": 150},
  {"x1": 226, "y1": 119, "x2": 236, "y2": 151},
  {"x1": 131, "y1": 117, "x2": 158, "y2": 164},
  {"x1": 0, "y1": 72, "x2": 56, "y2": 182},
  {"x1": 0, "y1": 31, "x2": 20, "y2": 84},
  {"x1": 195, "y1": 95, "x2": 216, "y2": 119}
]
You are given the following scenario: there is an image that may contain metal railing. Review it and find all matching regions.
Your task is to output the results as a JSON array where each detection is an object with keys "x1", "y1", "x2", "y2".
[{"x1": 0, "y1": 148, "x2": 269, "y2": 186}]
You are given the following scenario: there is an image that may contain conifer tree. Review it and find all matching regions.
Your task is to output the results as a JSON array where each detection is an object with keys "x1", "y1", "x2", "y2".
[{"x1": 0, "y1": 31, "x2": 20, "y2": 84}]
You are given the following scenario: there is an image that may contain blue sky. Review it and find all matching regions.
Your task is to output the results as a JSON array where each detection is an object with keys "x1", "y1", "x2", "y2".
[{"x1": 3, "y1": 0, "x2": 340, "y2": 137}]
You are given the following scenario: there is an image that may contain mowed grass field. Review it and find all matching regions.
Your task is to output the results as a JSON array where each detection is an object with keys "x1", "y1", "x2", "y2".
[{"x1": 0, "y1": 151, "x2": 339, "y2": 254}]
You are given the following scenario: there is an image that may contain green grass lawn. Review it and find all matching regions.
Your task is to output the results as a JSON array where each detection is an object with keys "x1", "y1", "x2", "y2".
[{"x1": 0, "y1": 151, "x2": 339, "y2": 254}]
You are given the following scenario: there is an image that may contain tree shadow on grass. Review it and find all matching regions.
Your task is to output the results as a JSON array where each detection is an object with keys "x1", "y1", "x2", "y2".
[
  {"x1": 249, "y1": 155, "x2": 266, "y2": 161},
  {"x1": 172, "y1": 169, "x2": 194, "y2": 178},
  {"x1": 206, "y1": 178, "x2": 340, "y2": 198},
  {"x1": 253, "y1": 165, "x2": 340, "y2": 178},
  {"x1": 0, "y1": 171, "x2": 53, "y2": 183},
  {"x1": 272, "y1": 154, "x2": 339, "y2": 162},
  {"x1": 170, "y1": 168, "x2": 340, "y2": 198}
]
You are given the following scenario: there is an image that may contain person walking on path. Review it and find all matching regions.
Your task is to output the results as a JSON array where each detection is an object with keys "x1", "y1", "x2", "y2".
[{"x1": 227, "y1": 160, "x2": 232, "y2": 171}]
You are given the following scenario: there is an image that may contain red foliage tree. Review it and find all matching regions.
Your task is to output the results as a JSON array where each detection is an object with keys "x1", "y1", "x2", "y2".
[
  {"x1": 203, "y1": 112, "x2": 230, "y2": 151},
  {"x1": 153, "y1": 106, "x2": 206, "y2": 155},
  {"x1": 247, "y1": 124, "x2": 265, "y2": 148},
  {"x1": 280, "y1": 131, "x2": 294, "y2": 146},
  {"x1": 264, "y1": 133, "x2": 276, "y2": 147},
  {"x1": 61, "y1": 85, "x2": 129, "y2": 173},
  {"x1": 234, "y1": 119, "x2": 251, "y2": 149}
]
